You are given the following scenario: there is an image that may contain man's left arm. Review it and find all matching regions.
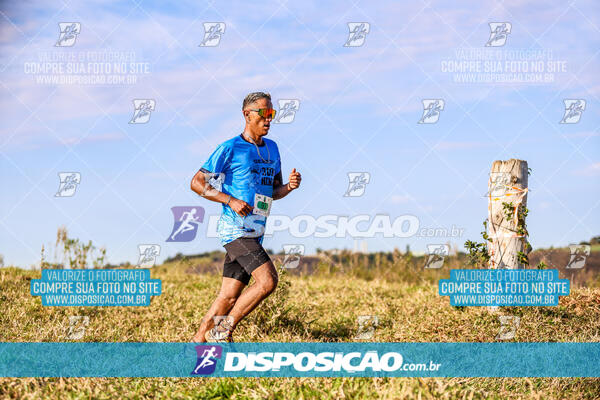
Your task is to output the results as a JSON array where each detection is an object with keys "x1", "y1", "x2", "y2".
[{"x1": 273, "y1": 168, "x2": 301, "y2": 200}]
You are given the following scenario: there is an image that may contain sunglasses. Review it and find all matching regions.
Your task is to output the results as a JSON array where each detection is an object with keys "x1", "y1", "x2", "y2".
[{"x1": 249, "y1": 108, "x2": 276, "y2": 119}]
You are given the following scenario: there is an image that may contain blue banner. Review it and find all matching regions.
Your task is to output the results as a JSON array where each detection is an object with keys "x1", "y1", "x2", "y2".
[
  {"x1": 30, "y1": 269, "x2": 162, "y2": 306},
  {"x1": 439, "y1": 269, "x2": 569, "y2": 306},
  {"x1": 1, "y1": 343, "x2": 598, "y2": 377}
]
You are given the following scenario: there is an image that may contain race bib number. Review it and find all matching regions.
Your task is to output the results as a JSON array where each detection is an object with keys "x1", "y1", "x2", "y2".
[{"x1": 253, "y1": 193, "x2": 272, "y2": 217}]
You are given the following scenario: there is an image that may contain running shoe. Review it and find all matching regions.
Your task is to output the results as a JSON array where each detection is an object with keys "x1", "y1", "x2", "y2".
[{"x1": 204, "y1": 318, "x2": 234, "y2": 342}]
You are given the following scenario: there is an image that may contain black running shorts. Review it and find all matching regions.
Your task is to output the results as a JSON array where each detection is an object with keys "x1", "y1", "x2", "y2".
[{"x1": 223, "y1": 237, "x2": 271, "y2": 285}]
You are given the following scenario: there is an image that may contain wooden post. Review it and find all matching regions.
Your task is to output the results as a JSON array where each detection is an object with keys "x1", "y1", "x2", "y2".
[{"x1": 487, "y1": 159, "x2": 529, "y2": 269}]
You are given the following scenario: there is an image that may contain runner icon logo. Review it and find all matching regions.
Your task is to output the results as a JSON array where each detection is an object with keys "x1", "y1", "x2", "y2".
[
  {"x1": 485, "y1": 22, "x2": 511, "y2": 47},
  {"x1": 55, "y1": 172, "x2": 81, "y2": 197},
  {"x1": 282, "y1": 244, "x2": 305, "y2": 269},
  {"x1": 166, "y1": 207, "x2": 205, "y2": 242},
  {"x1": 560, "y1": 99, "x2": 586, "y2": 124},
  {"x1": 274, "y1": 99, "x2": 300, "y2": 124},
  {"x1": 129, "y1": 99, "x2": 156, "y2": 124},
  {"x1": 55, "y1": 23, "x2": 81, "y2": 47},
  {"x1": 199, "y1": 23, "x2": 226, "y2": 47},
  {"x1": 566, "y1": 244, "x2": 591, "y2": 269},
  {"x1": 354, "y1": 315, "x2": 379, "y2": 340},
  {"x1": 488, "y1": 172, "x2": 512, "y2": 197},
  {"x1": 344, "y1": 23, "x2": 370, "y2": 47},
  {"x1": 495, "y1": 316, "x2": 520, "y2": 340},
  {"x1": 424, "y1": 244, "x2": 450, "y2": 269},
  {"x1": 137, "y1": 244, "x2": 160, "y2": 268},
  {"x1": 66, "y1": 316, "x2": 89, "y2": 340},
  {"x1": 192, "y1": 345, "x2": 223, "y2": 375},
  {"x1": 344, "y1": 172, "x2": 370, "y2": 197},
  {"x1": 418, "y1": 99, "x2": 444, "y2": 124}
]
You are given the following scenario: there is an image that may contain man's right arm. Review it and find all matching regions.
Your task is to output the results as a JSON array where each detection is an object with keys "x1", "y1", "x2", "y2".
[
  {"x1": 190, "y1": 169, "x2": 228, "y2": 202},
  {"x1": 190, "y1": 169, "x2": 253, "y2": 216}
]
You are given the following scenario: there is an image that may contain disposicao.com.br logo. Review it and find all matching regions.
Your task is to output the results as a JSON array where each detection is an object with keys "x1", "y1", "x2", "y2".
[
  {"x1": 191, "y1": 347, "x2": 441, "y2": 375},
  {"x1": 204, "y1": 214, "x2": 464, "y2": 239}
]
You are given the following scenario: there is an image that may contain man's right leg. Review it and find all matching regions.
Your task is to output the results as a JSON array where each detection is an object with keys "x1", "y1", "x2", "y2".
[
  {"x1": 197, "y1": 237, "x2": 277, "y2": 341},
  {"x1": 191, "y1": 277, "x2": 245, "y2": 342}
]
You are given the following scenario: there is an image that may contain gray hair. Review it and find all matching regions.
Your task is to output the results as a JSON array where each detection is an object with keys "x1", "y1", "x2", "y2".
[{"x1": 242, "y1": 92, "x2": 271, "y2": 110}]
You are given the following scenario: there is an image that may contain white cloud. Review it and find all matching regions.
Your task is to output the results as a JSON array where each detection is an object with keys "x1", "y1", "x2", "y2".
[
  {"x1": 1, "y1": 0, "x2": 598, "y2": 150},
  {"x1": 389, "y1": 194, "x2": 415, "y2": 204},
  {"x1": 574, "y1": 162, "x2": 600, "y2": 176},
  {"x1": 58, "y1": 131, "x2": 124, "y2": 146}
]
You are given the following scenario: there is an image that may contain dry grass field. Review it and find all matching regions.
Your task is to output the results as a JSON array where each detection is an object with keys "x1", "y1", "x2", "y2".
[{"x1": 1, "y1": 250, "x2": 599, "y2": 399}]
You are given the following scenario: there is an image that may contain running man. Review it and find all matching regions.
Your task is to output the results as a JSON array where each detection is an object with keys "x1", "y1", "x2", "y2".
[{"x1": 190, "y1": 92, "x2": 301, "y2": 342}]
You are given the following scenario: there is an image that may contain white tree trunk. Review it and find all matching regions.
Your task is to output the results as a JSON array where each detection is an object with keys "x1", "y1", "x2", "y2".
[{"x1": 487, "y1": 159, "x2": 529, "y2": 269}]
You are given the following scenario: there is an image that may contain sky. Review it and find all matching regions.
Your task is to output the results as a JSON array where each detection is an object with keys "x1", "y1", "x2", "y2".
[{"x1": 1, "y1": 0, "x2": 599, "y2": 268}]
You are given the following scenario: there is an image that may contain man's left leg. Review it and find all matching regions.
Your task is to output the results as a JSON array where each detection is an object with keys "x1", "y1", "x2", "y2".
[{"x1": 226, "y1": 260, "x2": 278, "y2": 330}]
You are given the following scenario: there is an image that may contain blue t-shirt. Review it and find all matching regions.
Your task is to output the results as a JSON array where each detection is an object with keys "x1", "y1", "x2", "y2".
[{"x1": 201, "y1": 134, "x2": 281, "y2": 246}]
